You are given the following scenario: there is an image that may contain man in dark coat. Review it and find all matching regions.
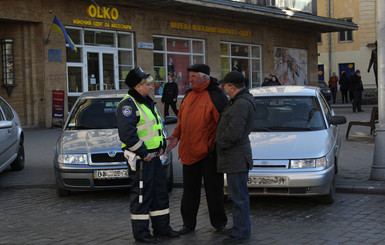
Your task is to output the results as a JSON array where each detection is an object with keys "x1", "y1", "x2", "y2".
[
  {"x1": 161, "y1": 73, "x2": 179, "y2": 117},
  {"x1": 350, "y1": 70, "x2": 364, "y2": 112},
  {"x1": 216, "y1": 71, "x2": 256, "y2": 244}
]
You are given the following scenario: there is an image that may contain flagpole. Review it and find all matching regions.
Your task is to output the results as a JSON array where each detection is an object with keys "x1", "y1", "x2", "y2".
[{"x1": 45, "y1": 15, "x2": 55, "y2": 44}]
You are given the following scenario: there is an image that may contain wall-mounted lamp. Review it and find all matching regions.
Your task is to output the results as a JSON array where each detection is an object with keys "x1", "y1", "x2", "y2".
[{"x1": 1, "y1": 39, "x2": 15, "y2": 96}]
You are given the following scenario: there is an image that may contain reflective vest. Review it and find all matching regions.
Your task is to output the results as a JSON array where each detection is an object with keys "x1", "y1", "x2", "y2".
[{"x1": 119, "y1": 94, "x2": 163, "y2": 151}]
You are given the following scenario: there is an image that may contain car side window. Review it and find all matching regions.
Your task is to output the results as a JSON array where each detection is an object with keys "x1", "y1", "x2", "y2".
[
  {"x1": 319, "y1": 95, "x2": 331, "y2": 124},
  {"x1": 0, "y1": 109, "x2": 4, "y2": 121},
  {"x1": 0, "y1": 98, "x2": 14, "y2": 121}
]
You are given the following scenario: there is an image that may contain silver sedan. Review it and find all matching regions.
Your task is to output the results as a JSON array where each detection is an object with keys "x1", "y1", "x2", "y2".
[{"x1": 225, "y1": 86, "x2": 346, "y2": 204}]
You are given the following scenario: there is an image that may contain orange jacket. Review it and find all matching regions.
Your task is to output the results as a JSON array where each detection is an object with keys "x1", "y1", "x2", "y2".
[{"x1": 172, "y1": 78, "x2": 228, "y2": 165}]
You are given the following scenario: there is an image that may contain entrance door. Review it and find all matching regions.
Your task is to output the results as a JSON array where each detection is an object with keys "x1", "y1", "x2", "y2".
[{"x1": 85, "y1": 49, "x2": 118, "y2": 91}]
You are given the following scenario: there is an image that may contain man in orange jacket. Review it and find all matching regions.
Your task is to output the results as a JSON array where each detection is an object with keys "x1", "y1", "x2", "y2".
[{"x1": 167, "y1": 64, "x2": 228, "y2": 235}]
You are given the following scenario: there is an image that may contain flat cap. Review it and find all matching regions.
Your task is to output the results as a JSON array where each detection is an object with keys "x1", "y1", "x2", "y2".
[
  {"x1": 125, "y1": 67, "x2": 151, "y2": 88},
  {"x1": 218, "y1": 71, "x2": 245, "y2": 85},
  {"x1": 187, "y1": 64, "x2": 210, "y2": 75}
]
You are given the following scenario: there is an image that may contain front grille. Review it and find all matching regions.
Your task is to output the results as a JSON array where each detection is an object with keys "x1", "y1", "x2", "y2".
[
  {"x1": 63, "y1": 178, "x2": 90, "y2": 187},
  {"x1": 91, "y1": 152, "x2": 125, "y2": 163},
  {"x1": 254, "y1": 165, "x2": 287, "y2": 168},
  {"x1": 249, "y1": 187, "x2": 307, "y2": 195},
  {"x1": 94, "y1": 178, "x2": 132, "y2": 187}
]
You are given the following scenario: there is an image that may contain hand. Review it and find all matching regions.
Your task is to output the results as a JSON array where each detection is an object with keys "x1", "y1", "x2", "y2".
[
  {"x1": 157, "y1": 148, "x2": 164, "y2": 157},
  {"x1": 165, "y1": 135, "x2": 179, "y2": 151},
  {"x1": 143, "y1": 153, "x2": 152, "y2": 162}
]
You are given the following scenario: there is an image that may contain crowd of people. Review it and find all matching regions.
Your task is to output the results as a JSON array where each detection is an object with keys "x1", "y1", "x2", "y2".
[
  {"x1": 117, "y1": 64, "x2": 256, "y2": 244},
  {"x1": 328, "y1": 70, "x2": 364, "y2": 112}
]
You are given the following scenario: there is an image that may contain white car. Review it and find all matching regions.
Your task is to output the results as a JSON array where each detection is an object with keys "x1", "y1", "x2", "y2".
[
  {"x1": 225, "y1": 86, "x2": 346, "y2": 204},
  {"x1": 0, "y1": 96, "x2": 24, "y2": 173}
]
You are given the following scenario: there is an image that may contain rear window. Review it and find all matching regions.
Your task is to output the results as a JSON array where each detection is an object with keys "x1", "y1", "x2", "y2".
[
  {"x1": 253, "y1": 96, "x2": 326, "y2": 132},
  {"x1": 66, "y1": 98, "x2": 122, "y2": 129}
]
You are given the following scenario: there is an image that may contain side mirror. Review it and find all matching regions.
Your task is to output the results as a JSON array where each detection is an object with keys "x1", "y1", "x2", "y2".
[
  {"x1": 330, "y1": 115, "x2": 346, "y2": 125},
  {"x1": 164, "y1": 116, "x2": 178, "y2": 125}
]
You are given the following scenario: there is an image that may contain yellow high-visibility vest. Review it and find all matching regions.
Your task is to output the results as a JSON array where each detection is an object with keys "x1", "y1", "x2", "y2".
[{"x1": 118, "y1": 94, "x2": 163, "y2": 151}]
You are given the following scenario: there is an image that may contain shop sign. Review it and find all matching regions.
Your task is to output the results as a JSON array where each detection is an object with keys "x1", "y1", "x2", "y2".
[
  {"x1": 71, "y1": 4, "x2": 131, "y2": 30},
  {"x1": 170, "y1": 22, "x2": 251, "y2": 37},
  {"x1": 52, "y1": 90, "x2": 64, "y2": 118}
]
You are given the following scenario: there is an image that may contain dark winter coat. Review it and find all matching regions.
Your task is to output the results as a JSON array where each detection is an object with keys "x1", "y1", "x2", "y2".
[
  {"x1": 161, "y1": 81, "x2": 178, "y2": 104},
  {"x1": 339, "y1": 73, "x2": 349, "y2": 91},
  {"x1": 216, "y1": 88, "x2": 256, "y2": 173},
  {"x1": 349, "y1": 74, "x2": 363, "y2": 92}
]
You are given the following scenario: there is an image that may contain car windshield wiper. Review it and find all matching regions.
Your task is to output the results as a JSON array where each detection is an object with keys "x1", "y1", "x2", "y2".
[
  {"x1": 66, "y1": 125, "x2": 99, "y2": 130},
  {"x1": 252, "y1": 127, "x2": 273, "y2": 132}
]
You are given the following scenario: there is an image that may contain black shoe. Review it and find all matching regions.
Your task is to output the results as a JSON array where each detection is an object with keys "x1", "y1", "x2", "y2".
[
  {"x1": 358, "y1": 110, "x2": 364, "y2": 112},
  {"x1": 135, "y1": 236, "x2": 157, "y2": 244},
  {"x1": 214, "y1": 226, "x2": 226, "y2": 233},
  {"x1": 154, "y1": 229, "x2": 180, "y2": 238},
  {"x1": 179, "y1": 226, "x2": 195, "y2": 235},
  {"x1": 222, "y1": 236, "x2": 248, "y2": 244},
  {"x1": 216, "y1": 227, "x2": 233, "y2": 235}
]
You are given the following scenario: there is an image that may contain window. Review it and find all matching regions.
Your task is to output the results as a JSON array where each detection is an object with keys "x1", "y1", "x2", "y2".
[
  {"x1": 339, "y1": 19, "x2": 353, "y2": 42},
  {"x1": 220, "y1": 42, "x2": 262, "y2": 88},
  {"x1": 0, "y1": 98, "x2": 14, "y2": 121},
  {"x1": 317, "y1": 33, "x2": 322, "y2": 44},
  {"x1": 153, "y1": 35, "x2": 205, "y2": 96},
  {"x1": 1, "y1": 39, "x2": 15, "y2": 95}
]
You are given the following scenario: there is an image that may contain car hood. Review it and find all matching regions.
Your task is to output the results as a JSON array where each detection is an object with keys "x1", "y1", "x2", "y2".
[
  {"x1": 249, "y1": 130, "x2": 334, "y2": 159},
  {"x1": 58, "y1": 129, "x2": 122, "y2": 154}
]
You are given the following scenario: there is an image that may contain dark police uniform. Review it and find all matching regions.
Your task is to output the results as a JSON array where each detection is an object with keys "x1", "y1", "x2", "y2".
[{"x1": 116, "y1": 67, "x2": 177, "y2": 243}]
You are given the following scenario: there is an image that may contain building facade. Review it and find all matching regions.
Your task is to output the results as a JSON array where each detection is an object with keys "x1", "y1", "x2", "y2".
[
  {"x1": 0, "y1": 0, "x2": 356, "y2": 127},
  {"x1": 317, "y1": 0, "x2": 377, "y2": 89}
]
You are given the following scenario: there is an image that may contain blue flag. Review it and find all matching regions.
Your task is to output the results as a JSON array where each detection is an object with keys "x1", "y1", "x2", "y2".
[{"x1": 51, "y1": 15, "x2": 77, "y2": 52}]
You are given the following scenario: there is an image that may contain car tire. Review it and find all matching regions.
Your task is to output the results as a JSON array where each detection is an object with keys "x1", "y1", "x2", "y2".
[
  {"x1": 318, "y1": 177, "x2": 335, "y2": 204},
  {"x1": 56, "y1": 185, "x2": 71, "y2": 197},
  {"x1": 10, "y1": 140, "x2": 25, "y2": 171},
  {"x1": 167, "y1": 162, "x2": 174, "y2": 192}
]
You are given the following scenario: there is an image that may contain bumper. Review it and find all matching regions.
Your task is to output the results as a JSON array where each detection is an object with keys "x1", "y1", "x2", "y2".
[
  {"x1": 225, "y1": 165, "x2": 335, "y2": 197},
  {"x1": 54, "y1": 163, "x2": 133, "y2": 191}
]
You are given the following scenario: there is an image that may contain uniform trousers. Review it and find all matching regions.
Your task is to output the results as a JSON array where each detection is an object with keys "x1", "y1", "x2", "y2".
[
  {"x1": 181, "y1": 152, "x2": 227, "y2": 229},
  {"x1": 129, "y1": 157, "x2": 172, "y2": 239}
]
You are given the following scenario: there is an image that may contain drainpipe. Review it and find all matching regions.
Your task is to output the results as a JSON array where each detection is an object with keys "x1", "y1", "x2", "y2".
[
  {"x1": 371, "y1": 0, "x2": 385, "y2": 180},
  {"x1": 328, "y1": 0, "x2": 332, "y2": 78}
]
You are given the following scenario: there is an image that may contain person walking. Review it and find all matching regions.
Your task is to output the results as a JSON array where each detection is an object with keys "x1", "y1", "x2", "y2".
[
  {"x1": 216, "y1": 71, "x2": 256, "y2": 244},
  {"x1": 166, "y1": 64, "x2": 228, "y2": 235},
  {"x1": 161, "y1": 72, "x2": 179, "y2": 117},
  {"x1": 367, "y1": 41, "x2": 378, "y2": 87},
  {"x1": 349, "y1": 70, "x2": 364, "y2": 113},
  {"x1": 339, "y1": 71, "x2": 349, "y2": 104},
  {"x1": 117, "y1": 67, "x2": 179, "y2": 243},
  {"x1": 328, "y1": 72, "x2": 338, "y2": 104}
]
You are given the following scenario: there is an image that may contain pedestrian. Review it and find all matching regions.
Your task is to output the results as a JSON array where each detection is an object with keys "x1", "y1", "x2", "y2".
[
  {"x1": 161, "y1": 72, "x2": 179, "y2": 117},
  {"x1": 367, "y1": 41, "x2": 378, "y2": 87},
  {"x1": 216, "y1": 71, "x2": 256, "y2": 244},
  {"x1": 339, "y1": 71, "x2": 349, "y2": 104},
  {"x1": 261, "y1": 77, "x2": 270, "y2": 86},
  {"x1": 116, "y1": 66, "x2": 179, "y2": 243},
  {"x1": 166, "y1": 64, "x2": 228, "y2": 235},
  {"x1": 349, "y1": 70, "x2": 364, "y2": 112},
  {"x1": 328, "y1": 72, "x2": 338, "y2": 104}
]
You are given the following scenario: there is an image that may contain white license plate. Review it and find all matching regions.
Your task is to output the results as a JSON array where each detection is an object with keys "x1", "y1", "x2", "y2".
[
  {"x1": 93, "y1": 169, "x2": 129, "y2": 179},
  {"x1": 248, "y1": 176, "x2": 287, "y2": 185}
]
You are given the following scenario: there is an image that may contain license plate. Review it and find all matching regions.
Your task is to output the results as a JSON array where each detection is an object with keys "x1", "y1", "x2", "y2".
[
  {"x1": 248, "y1": 176, "x2": 287, "y2": 185},
  {"x1": 93, "y1": 169, "x2": 129, "y2": 179}
]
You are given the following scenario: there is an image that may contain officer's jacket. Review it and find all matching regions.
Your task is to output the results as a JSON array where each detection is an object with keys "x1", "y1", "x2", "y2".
[{"x1": 117, "y1": 89, "x2": 165, "y2": 159}]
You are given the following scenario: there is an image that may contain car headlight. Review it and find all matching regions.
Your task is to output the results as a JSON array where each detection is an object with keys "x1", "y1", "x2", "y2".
[
  {"x1": 58, "y1": 154, "x2": 88, "y2": 164},
  {"x1": 290, "y1": 157, "x2": 327, "y2": 169}
]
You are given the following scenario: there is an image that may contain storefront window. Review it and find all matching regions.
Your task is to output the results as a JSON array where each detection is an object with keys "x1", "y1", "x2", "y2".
[
  {"x1": 68, "y1": 67, "x2": 82, "y2": 93},
  {"x1": 153, "y1": 35, "x2": 205, "y2": 96},
  {"x1": 220, "y1": 42, "x2": 262, "y2": 88}
]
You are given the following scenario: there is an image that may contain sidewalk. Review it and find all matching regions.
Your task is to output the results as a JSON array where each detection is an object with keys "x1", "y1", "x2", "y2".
[{"x1": 1, "y1": 103, "x2": 384, "y2": 196}]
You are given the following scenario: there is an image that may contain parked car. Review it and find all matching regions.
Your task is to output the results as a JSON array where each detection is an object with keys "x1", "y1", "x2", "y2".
[
  {"x1": 53, "y1": 90, "x2": 176, "y2": 197},
  {"x1": 318, "y1": 80, "x2": 331, "y2": 101},
  {"x1": 0, "y1": 96, "x2": 24, "y2": 173},
  {"x1": 224, "y1": 86, "x2": 346, "y2": 204}
]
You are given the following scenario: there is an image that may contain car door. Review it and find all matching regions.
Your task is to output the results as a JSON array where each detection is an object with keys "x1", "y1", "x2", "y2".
[{"x1": 0, "y1": 98, "x2": 17, "y2": 171}]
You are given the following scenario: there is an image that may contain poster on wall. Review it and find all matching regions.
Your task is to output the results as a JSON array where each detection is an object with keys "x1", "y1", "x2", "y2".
[{"x1": 274, "y1": 47, "x2": 307, "y2": 86}]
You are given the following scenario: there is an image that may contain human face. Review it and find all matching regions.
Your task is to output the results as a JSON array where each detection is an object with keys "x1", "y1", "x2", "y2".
[
  {"x1": 189, "y1": 72, "x2": 207, "y2": 89},
  {"x1": 135, "y1": 81, "x2": 153, "y2": 97},
  {"x1": 221, "y1": 83, "x2": 235, "y2": 98},
  {"x1": 168, "y1": 75, "x2": 173, "y2": 82}
]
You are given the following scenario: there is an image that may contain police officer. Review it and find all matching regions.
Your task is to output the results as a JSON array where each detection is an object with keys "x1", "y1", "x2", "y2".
[{"x1": 117, "y1": 67, "x2": 179, "y2": 243}]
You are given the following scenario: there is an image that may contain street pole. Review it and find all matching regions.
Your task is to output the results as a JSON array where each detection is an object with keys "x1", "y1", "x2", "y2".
[{"x1": 371, "y1": 0, "x2": 385, "y2": 180}]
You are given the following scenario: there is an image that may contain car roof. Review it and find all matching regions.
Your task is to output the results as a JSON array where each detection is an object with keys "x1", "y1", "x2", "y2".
[
  {"x1": 78, "y1": 89, "x2": 128, "y2": 99},
  {"x1": 249, "y1": 86, "x2": 320, "y2": 97}
]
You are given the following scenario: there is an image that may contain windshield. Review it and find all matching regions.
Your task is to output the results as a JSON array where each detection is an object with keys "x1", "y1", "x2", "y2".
[
  {"x1": 253, "y1": 96, "x2": 326, "y2": 132},
  {"x1": 66, "y1": 98, "x2": 122, "y2": 130}
]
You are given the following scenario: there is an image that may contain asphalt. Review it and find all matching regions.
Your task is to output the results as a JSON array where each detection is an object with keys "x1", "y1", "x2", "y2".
[{"x1": 1, "y1": 103, "x2": 385, "y2": 196}]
